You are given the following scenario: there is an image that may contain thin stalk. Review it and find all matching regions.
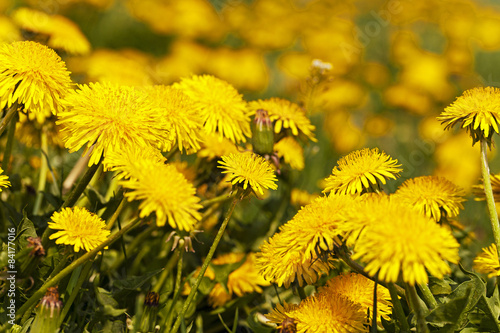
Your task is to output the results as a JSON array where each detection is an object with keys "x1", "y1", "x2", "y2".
[
  {"x1": 106, "y1": 195, "x2": 127, "y2": 230},
  {"x1": 60, "y1": 159, "x2": 102, "y2": 210},
  {"x1": 170, "y1": 195, "x2": 241, "y2": 333},
  {"x1": 58, "y1": 259, "x2": 94, "y2": 327},
  {"x1": 17, "y1": 217, "x2": 143, "y2": 320},
  {"x1": 480, "y1": 140, "x2": 500, "y2": 260},
  {"x1": 153, "y1": 252, "x2": 180, "y2": 294},
  {"x1": 418, "y1": 283, "x2": 438, "y2": 309},
  {"x1": 33, "y1": 128, "x2": 49, "y2": 215},
  {"x1": 75, "y1": 163, "x2": 103, "y2": 208},
  {"x1": 164, "y1": 247, "x2": 185, "y2": 329},
  {"x1": 0, "y1": 102, "x2": 18, "y2": 137},
  {"x1": 2, "y1": 107, "x2": 17, "y2": 171},
  {"x1": 387, "y1": 282, "x2": 410, "y2": 332},
  {"x1": 201, "y1": 190, "x2": 235, "y2": 208},
  {"x1": 406, "y1": 283, "x2": 429, "y2": 333}
]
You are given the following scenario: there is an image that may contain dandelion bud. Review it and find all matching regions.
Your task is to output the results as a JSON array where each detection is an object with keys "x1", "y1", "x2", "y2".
[
  {"x1": 252, "y1": 109, "x2": 274, "y2": 155},
  {"x1": 31, "y1": 287, "x2": 63, "y2": 333},
  {"x1": 139, "y1": 291, "x2": 160, "y2": 332}
]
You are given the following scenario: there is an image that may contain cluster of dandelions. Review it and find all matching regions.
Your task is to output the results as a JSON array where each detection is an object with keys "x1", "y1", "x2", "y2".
[
  {"x1": 0, "y1": 39, "x2": 320, "y2": 331},
  {"x1": 256, "y1": 147, "x2": 466, "y2": 330}
]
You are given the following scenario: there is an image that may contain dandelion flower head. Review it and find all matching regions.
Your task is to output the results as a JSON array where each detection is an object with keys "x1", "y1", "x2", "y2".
[
  {"x1": 48, "y1": 207, "x2": 110, "y2": 252},
  {"x1": 320, "y1": 273, "x2": 392, "y2": 322},
  {"x1": 395, "y1": 176, "x2": 465, "y2": 222},
  {"x1": 106, "y1": 146, "x2": 202, "y2": 231},
  {"x1": 218, "y1": 152, "x2": 278, "y2": 196},
  {"x1": 146, "y1": 84, "x2": 203, "y2": 153},
  {"x1": 349, "y1": 198, "x2": 460, "y2": 285},
  {"x1": 291, "y1": 292, "x2": 368, "y2": 333},
  {"x1": 249, "y1": 97, "x2": 316, "y2": 142},
  {"x1": 256, "y1": 231, "x2": 333, "y2": 288},
  {"x1": 473, "y1": 243, "x2": 500, "y2": 278},
  {"x1": 438, "y1": 86, "x2": 500, "y2": 146},
  {"x1": 57, "y1": 82, "x2": 172, "y2": 166},
  {"x1": 175, "y1": 74, "x2": 251, "y2": 143},
  {"x1": 0, "y1": 41, "x2": 72, "y2": 122},
  {"x1": 323, "y1": 148, "x2": 402, "y2": 195}
]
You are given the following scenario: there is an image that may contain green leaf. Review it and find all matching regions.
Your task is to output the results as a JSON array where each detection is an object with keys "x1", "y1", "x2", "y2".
[
  {"x1": 428, "y1": 276, "x2": 455, "y2": 296},
  {"x1": 426, "y1": 264, "x2": 486, "y2": 331},
  {"x1": 102, "y1": 304, "x2": 127, "y2": 317},
  {"x1": 96, "y1": 287, "x2": 119, "y2": 308},
  {"x1": 476, "y1": 285, "x2": 500, "y2": 331}
]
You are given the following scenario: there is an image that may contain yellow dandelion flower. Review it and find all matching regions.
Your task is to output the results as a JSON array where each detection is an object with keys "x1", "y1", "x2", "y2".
[
  {"x1": 13, "y1": 8, "x2": 91, "y2": 55},
  {"x1": 274, "y1": 136, "x2": 305, "y2": 170},
  {"x1": 0, "y1": 168, "x2": 10, "y2": 191},
  {"x1": 349, "y1": 198, "x2": 460, "y2": 285},
  {"x1": 218, "y1": 152, "x2": 278, "y2": 196},
  {"x1": 174, "y1": 75, "x2": 251, "y2": 143},
  {"x1": 292, "y1": 293, "x2": 368, "y2": 333},
  {"x1": 286, "y1": 195, "x2": 359, "y2": 261},
  {"x1": 249, "y1": 98, "x2": 316, "y2": 142},
  {"x1": 323, "y1": 148, "x2": 402, "y2": 195},
  {"x1": 57, "y1": 82, "x2": 172, "y2": 166},
  {"x1": 256, "y1": 231, "x2": 333, "y2": 288},
  {"x1": 394, "y1": 176, "x2": 465, "y2": 222},
  {"x1": 107, "y1": 146, "x2": 201, "y2": 231},
  {"x1": 438, "y1": 87, "x2": 500, "y2": 146},
  {"x1": 146, "y1": 85, "x2": 203, "y2": 153},
  {"x1": 48, "y1": 207, "x2": 110, "y2": 252},
  {"x1": 0, "y1": 41, "x2": 72, "y2": 122},
  {"x1": 208, "y1": 253, "x2": 270, "y2": 307},
  {"x1": 320, "y1": 273, "x2": 392, "y2": 322},
  {"x1": 197, "y1": 132, "x2": 240, "y2": 161},
  {"x1": 473, "y1": 243, "x2": 500, "y2": 278},
  {"x1": 265, "y1": 302, "x2": 299, "y2": 330}
]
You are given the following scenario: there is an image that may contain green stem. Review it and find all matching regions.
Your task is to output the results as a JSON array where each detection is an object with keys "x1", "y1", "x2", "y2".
[
  {"x1": 106, "y1": 195, "x2": 126, "y2": 230},
  {"x1": 387, "y1": 282, "x2": 410, "y2": 332},
  {"x1": 406, "y1": 283, "x2": 429, "y2": 333},
  {"x1": 17, "y1": 217, "x2": 143, "y2": 320},
  {"x1": 58, "y1": 259, "x2": 94, "y2": 327},
  {"x1": 418, "y1": 283, "x2": 438, "y2": 309},
  {"x1": 170, "y1": 195, "x2": 240, "y2": 333},
  {"x1": 1, "y1": 107, "x2": 17, "y2": 171},
  {"x1": 201, "y1": 190, "x2": 235, "y2": 208},
  {"x1": 33, "y1": 128, "x2": 49, "y2": 215},
  {"x1": 480, "y1": 140, "x2": 500, "y2": 260},
  {"x1": 0, "y1": 102, "x2": 18, "y2": 137},
  {"x1": 164, "y1": 247, "x2": 185, "y2": 329},
  {"x1": 60, "y1": 158, "x2": 102, "y2": 210}
]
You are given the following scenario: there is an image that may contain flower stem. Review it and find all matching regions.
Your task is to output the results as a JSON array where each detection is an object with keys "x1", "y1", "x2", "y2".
[
  {"x1": 480, "y1": 140, "x2": 500, "y2": 260},
  {"x1": 0, "y1": 102, "x2": 18, "y2": 137},
  {"x1": 58, "y1": 259, "x2": 94, "y2": 327},
  {"x1": 60, "y1": 158, "x2": 102, "y2": 210},
  {"x1": 201, "y1": 190, "x2": 235, "y2": 208},
  {"x1": 387, "y1": 282, "x2": 410, "y2": 332},
  {"x1": 1, "y1": 106, "x2": 18, "y2": 171},
  {"x1": 17, "y1": 217, "x2": 143, "y2": 320},
  {"x1": 164, "y1": 247, "x2": 185, "y2": 329},
  {"x1": 406, "y1": 283, "x2": 429, "y2": 333},
  {"x1": 170, "y1": 194, "x2": 240, "y2": 333},
  {"x1": 33, "y1": 128, "x2": 49, "y2": 215},
  {"x1": 418, "y1": 283, "x2": 438, "y2": 309}
]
